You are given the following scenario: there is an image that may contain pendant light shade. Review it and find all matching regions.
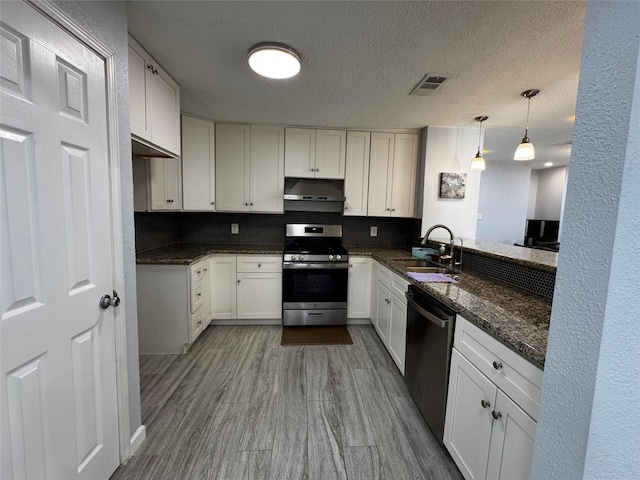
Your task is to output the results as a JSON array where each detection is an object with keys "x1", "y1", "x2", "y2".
[
  {"x1": 248, "y1": 43, "x2": 301, "y2": 79},
  {"x1": 514, "y1": 89, "x2": 540, "y2": 161},
  {"x1": 471, "y1": 116, "x2": 488, "y2": 171}
]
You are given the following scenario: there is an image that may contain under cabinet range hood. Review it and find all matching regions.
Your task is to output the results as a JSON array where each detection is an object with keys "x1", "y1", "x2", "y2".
[{"x1": 283, "y1": 178, "x2": 345, "y2": 212}]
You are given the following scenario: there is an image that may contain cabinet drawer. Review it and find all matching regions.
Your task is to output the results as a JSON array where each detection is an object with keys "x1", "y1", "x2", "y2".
[
  {"x1": 191, "y1": 280, "x2": 204, "y2": 313},
  {"x1": 236, "y1": 255, "x2": 282, "y2": 273},
  {"x1": 190, "y1": 260, "x2": 205, "y2": 284},
  {"x1": 190, "y1": 305, "x2": 205, "y2": 341},
  {"x1": 377, "y1": 263, "x2": 392, "y2": 289},
  {"x1": 454, "y1": 316, "x2": 544, "y2": 421},
  {"x1": 391, "y1": 273, "x2": 409, "y2": 302}
]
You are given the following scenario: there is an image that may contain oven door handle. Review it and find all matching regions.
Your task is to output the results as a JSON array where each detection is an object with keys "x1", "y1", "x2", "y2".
[{"x1": 283, "y1": 262, "x2": 349, "y2": 269}]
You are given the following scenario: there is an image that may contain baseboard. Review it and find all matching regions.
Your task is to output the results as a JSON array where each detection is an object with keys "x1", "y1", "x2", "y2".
[
  {"x1": 209, "y1": 318, "x2": 283, "y2": 326},
  {"x1": 347, "y1": 318, "x2": 373, "y2": 325},
  {"x1": 129, "y1": 425, "x2": 146, "y2": 455}
]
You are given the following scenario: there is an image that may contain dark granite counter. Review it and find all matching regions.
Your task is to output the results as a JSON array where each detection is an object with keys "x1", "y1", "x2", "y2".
[
  {"x1": 137, "y1": 244, "x2": 550, "y2": 368},
  {"x1": 136, "y1": 243, "x2": 284, "y2": 265},
  {"x1": 350, "y1": 247, "x2": 550, "y2": 369}
]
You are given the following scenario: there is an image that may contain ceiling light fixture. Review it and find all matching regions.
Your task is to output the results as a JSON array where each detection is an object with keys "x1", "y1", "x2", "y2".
[
  {"x1": 544, "y1": 162, "x2": 554, "y2": 167},
  {"x1": 471, "y1": 116, "x2": 488, "y2": 171},
  {"x1": 514, "y1": 89, "x2": 540, "y2": 161},
  {"x1": 247, "y1": 43, "x2": 301, "y2": 79}
]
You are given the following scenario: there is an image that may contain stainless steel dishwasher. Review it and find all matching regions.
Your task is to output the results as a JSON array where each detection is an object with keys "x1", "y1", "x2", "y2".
[{"x1": 404, "y1": 284, "x2": 456, "y2": 443}]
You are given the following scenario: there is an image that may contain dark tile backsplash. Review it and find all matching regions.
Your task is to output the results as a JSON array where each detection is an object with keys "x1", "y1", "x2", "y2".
[
  {"x1": 135, "y1": 211, "x2": 421, "y2": 252},
  {"x1": 135, "y1": 212, "x2": 180, "y2": 252},
  {"x1": 463, "y1": 251, "x2": 556, "y2": 300}
]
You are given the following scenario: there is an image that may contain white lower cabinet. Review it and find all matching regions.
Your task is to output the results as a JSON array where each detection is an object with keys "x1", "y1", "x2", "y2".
[
  {"x1": 444, "y1": 316, "x2": 542, "y2": 480},
  {"x1": 210, "y1": 255, "x2": 282, "y2": 321},
  {"x1": 136, "y1": 260, "x2": 211, "y2": 353},
  {"x1": 210, "y1": 256, "x2": 237, "y2": 320},
  {"x1": 370, "y1": 261, "x2": 409, "y2": 374},
  {"x1": 347, "y1": 257, "x2": 372, "y2": 318}
]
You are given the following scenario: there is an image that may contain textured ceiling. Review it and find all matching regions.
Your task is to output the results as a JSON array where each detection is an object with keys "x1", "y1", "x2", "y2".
[{"x1": 127, "y1": 0, "x2": 586, "y2": 168}]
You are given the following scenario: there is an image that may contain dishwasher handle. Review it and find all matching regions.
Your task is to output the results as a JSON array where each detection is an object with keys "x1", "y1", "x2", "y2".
[{"x1": 405, "y1": 291, "x2": 449, "y2": 328}]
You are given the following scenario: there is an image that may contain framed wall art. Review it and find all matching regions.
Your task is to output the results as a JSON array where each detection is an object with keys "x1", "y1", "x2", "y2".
[{"x1": 439, "y1": 172, "x2": 466, "y2": 199}]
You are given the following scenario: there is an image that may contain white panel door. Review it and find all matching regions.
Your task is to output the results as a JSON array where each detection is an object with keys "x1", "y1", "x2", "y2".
[
  {"x1": 236, "y1": 273, "x2": 282, "y2": 319},
  {"x1": 210, "y1": 256, "x2": 237, "y2": 319},
  {"x1": 148, "y1": 61, "x2": 180, "y2": 156},
  {"x1": 250, "y1": 125, "x2": 284, "y2": 213},
  {"x1": 1, "y1": 3, "x2": 119, "y2": 479},
  {"x1": 485, "y1": 389, "x2": 537, "y2": 480},
  {"x1": 347, "y1": 257, "x2": 371, "y2": 318},
  {"x1": 127, "y1": 38, "x2": 150, "y2": 140},
  {"x1": 389, "y1": 133, "x2": 418, "y2": 217},
  {"x1": 344, "y1": 131, "x2": 370, "y2": 216},
  {"x1": 315, "y1": 129, "x2": 346, "y2": 179},
  {"x1": 284, "y1": 127, "x2": 315, "y2": 178},
  {"x1": 215, "y1": 124, "x2": 250, "y2": 211},
  {"x1": 182, "y1": 115, "x2": 215, "y2": 211},
  {"x1": 367, "y1": 133, "x2": 394, "y2": 217},
  {"x1": 374, "y1": 283, "x2": 390, "y2": 344},
  {"x1": 388, "y1": 293, "x2": 407, "y2": 374},
  {"x1": 444, "y1": 349, "x2": 496, "y2": 480}
]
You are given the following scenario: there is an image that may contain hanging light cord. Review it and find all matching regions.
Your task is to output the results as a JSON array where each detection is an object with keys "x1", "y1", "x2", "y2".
[
  {"x1": 523, "y1": 96, "x2": 531, "y2": 140},
  {"x1": 477, "y1": 119, "x2": 483, "y2": 153}
]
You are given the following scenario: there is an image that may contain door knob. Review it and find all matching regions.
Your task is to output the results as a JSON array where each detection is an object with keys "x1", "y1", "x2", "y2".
[
  {"x1": 99, "y1": 290, "x2": 120, "y2": 309},
  {"x1": 481, "y1": 400, "x2": 491, "y2": 409},
  {"x1": 491, "y1": 411, "x2": 502, "y2": 420}
]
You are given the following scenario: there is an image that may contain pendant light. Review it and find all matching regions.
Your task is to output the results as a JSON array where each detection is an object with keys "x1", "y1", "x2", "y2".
[
  {"x1": 514, "y1": 89, "x2": 540, "y2": 161},
  {"x1": 247, "y1": 43, "x2": 301, "y2": 79},
  {"x1": 470, "y1": 116, "x2": 488, "y2": 171}
]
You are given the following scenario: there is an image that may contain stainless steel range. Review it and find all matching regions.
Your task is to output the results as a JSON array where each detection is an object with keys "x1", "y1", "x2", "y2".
[{"x1": 282, "y1": 224, "x2": 349, "y2": 326}]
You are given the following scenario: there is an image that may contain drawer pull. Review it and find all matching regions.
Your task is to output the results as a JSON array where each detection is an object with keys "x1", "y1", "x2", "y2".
[
  {"x1": 197, "y1": 293, "x2": 201, "y2": 298},
  {"x1": 481, "y1": 400, "x2": 491, "y2": 409},
  {"x1": 258, "y1": 264, "x2": 261, "y2": 268},
  {"x1": 491, "y1": 411, "x2": 502, "y2": 420},
  {"x1": 492, "y1": 361, "x2": 503, "y2": 370}
]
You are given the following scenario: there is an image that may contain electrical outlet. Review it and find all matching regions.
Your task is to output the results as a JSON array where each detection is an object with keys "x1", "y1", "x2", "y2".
[
  {"x1": 370, "y1": 226, "x2": 378, "y2": 237},
  {"x1": 231, "y1": 223, "x2": 239, "y2": 234},
  {"x1": 477, "y1": 212, "x2": 483, "y2": 220}
]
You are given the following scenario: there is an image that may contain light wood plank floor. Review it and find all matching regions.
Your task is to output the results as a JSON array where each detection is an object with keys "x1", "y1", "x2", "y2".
[{"x1": 111, "y1": 325, "x2": 462, "y2": 480}]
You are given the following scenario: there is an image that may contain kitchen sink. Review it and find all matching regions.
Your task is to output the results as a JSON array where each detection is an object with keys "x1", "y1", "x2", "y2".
[
  {"x1": 393, "y1": 258, "x2": 432, "y2": 267},
  {"x1": 393, "y1": 258, "x2": 459, "y2": 275}
]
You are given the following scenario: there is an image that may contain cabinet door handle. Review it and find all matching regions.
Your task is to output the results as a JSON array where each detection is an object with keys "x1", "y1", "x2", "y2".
[
  {"x1": 391, "y1": 208, "x2": 396, "y2": 212},
  {"x1": 237, "y1": 279, "x2": 241, "y2": 284},
  {"x1": 245, "y1": 203, "x2": 249, "y2": 206},
  {"x1": 203, "y1": 268, "x2": 208, "y2": 272},
  {"x1": 250, "y1": 203, "x2": 253, "y2": 206},
  {"x1": 197, "y1": 293, "x2": 201, "y2": 298},
  {"x1": 491, "y1": 411, "x2": 502, "y2": 420},
  {"x1": 211, "y1": 201, "x2": 215, "y2": 205},
  {"x1": 493, "y1": 361, "x2": 503, "y2": 370},
  {"x1": 258, "y1": 264, "x2": 261, "y2": 268},
  {"x1": 481, "y1": 400, "x2": 491, "y2": 409},
  {"x1": 386, "y1": 208, "x2": 390, "y2": 211}
]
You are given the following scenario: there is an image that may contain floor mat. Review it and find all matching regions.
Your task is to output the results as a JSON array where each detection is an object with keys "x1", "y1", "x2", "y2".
[{"x1": 281, "y1": 326, "x2": 353, "y2": 346}]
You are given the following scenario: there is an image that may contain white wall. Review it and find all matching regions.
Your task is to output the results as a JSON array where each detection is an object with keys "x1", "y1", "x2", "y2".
[
  {"x1": 421, "y1": 127, "x2": 481, "y2": 240},
  {"x1": 534, "y1": 166, "x2": 567, "y2": 220},
  {"x1": 527, "y1": 170, "x2": 539, "y2": 218},
  {"x1": 54, "y1": 0, "x2": 141, "y2": 436},
  {"x1": 531, "y1": 2, "x2": 640, "y2": 479},
  {"x1": 475, "y1": 161, "x2": 532, "y2": 244}
]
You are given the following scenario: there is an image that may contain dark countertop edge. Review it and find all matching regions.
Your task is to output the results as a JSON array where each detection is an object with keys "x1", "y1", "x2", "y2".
[{"x1": 136, "y1": 244, "x2": 547, "y2": 368}]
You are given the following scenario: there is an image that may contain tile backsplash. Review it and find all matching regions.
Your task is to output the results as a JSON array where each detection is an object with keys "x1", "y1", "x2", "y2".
[{"x1": 135, "y1": 211, "x2": 421, "y2": 252}]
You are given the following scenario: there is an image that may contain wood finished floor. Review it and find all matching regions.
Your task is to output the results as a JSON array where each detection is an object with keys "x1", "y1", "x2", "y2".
[{"x1": 111, "y1": 325, "x2": 462, "y2": 480}]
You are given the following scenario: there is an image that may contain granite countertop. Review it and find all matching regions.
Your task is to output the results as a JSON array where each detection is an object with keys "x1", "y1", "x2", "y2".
[
  {"x1": 424, "y1": 238, "x2": 558, "y2": 272},
  {"x1": 136, "y1": 243, "x2": 284, "y2": 265},
  {"x1": 350, "y1": 248, "x2": 550, "y2": 369},
  {"x1": 137, "y1": 243, "x2": 550, "y2": 368}
]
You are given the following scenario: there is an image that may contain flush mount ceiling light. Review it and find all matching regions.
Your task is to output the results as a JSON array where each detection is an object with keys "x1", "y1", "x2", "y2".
[
  {"x1": 514, "y1": 89, "x2": 540, "y2": 161},
  {"x1": 247, "y1": 43, "x2": 301, "y2": 79},
  {"x1": 471, "y1": 116, "x2": 488, "y2": 171}
]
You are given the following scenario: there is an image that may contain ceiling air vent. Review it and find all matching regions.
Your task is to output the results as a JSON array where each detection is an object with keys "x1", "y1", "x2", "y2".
[{"x1": 410, "y1": 74, "x2": 449, "y2": 96}]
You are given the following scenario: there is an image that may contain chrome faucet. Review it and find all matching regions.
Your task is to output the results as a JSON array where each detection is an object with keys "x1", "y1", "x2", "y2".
[{"x1": 421, "y1": 224, "x2": 462, "y2": 269}]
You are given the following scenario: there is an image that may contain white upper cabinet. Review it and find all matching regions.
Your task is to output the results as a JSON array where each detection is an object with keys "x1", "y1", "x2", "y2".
[
  {"x1": 182, "y1": 115, "x2": 215, "y2": 211},
  {"x1": 368, "y1": 132, "x2": 419, "y2": 217},
  {"x1": 284, "y1": 128, "x2": 315, "y2": 178},
  {"x1": 149, "y1": 157, "x2": 182, "y2": 210},
  {"x1": 128, "y1": 35, "x2": 181, "y2": 157},
  {"x1": 250, "y1": 125, "x2": 285, "y2": 213},
  {"x1": 215, "y1": 124, "x2": 251, "y2": 211},
  {"x1": 285, "y1": 128, "x2": 346, "y2": 179},
  {"x1": 344, "y1": 131, "x2": 371, "y2": 216},
  {"x1": 215, "y1": 124, "x2": 284, "y2": 213}
]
